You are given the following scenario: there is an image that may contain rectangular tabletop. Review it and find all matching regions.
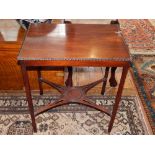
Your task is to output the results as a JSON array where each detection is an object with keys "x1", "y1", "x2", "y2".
[
  {"x1": 18, "y1": 24, "x2": 131, "y2": 66},
  {"x1": 18, "y1": 24, "x2": 131, "y2": 133}
]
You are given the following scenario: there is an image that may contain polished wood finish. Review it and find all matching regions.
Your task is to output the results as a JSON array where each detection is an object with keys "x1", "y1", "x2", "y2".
[
  {"x1": 18, "y1": 24, "x2": 130, "y2": 61},
  {"x1": 35, "y1": 77, "x2": 111, "y2": 117},
  {"x1": 0, "y1": 27, "x2": 25, "y2": 90},
  {"x1": 18, "y1": 24, "x2": 130, "y2": 133},
  {"x1": 64, "y1": 20, "x2": 118, "y2": 88},
  {"x1": 0, "y1": 26, "x2": 64, "y2": 90}
]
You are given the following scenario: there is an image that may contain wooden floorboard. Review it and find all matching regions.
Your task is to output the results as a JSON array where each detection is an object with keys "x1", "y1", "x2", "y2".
[{"x1": 0, "y1": 19, "x2": 64, "y2": 90}]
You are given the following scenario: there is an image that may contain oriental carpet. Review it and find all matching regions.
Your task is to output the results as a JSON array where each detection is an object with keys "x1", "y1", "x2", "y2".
[
  {"x1": 0, "y1": 95, "x2": 149, "y2": 135},
  {"x1": 119, "y1": 19, "x2": 155, "y2": 133}
]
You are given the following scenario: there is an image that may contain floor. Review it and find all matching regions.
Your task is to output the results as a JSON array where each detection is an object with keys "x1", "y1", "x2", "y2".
[{"x1": 0, "y1": 19, "x2": 153, "y2": 134}]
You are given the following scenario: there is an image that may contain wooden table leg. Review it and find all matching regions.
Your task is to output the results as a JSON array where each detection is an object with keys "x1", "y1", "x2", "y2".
[
  {"x1": 37, "y1": 67, "x2": 43, "y2": 95},
  {"x1": 101, "y1": 67, "x2": 109, "y2": 95},
  {"x1": 21, "y1": 63, "x2": 37, "y2": 132},
  {"x1": 65, "y1": 66, "x2": 73, "y2": 87},
  {"x1": 108, "y1": 66, "x2": 129, "y2": 133},
  {"x1": 109, "y1": 67, "x2": 117, "y2": 87}
]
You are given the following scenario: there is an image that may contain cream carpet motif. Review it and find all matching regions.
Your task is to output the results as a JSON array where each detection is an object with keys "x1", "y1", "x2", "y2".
[{"x1": 0, "y1": 95, "x2": 149, "y2": 135}]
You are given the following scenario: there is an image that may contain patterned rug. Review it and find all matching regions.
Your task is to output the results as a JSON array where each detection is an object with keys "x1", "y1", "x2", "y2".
[
  {"x1": 0, "y1": 95, "x2": 149, "y2": 135},
  {"x1": 120, "y1": 19, "x2": 155, "y2": 54},
  {"x1": 120, "y1": 19, "x2": 155, "y2": 133},
  {"x1": 131, "y1": 55, "x2": 155, "y2": 132},
  {"x1": 132, "y1": 55, "x2": 155, "y2": 100}
]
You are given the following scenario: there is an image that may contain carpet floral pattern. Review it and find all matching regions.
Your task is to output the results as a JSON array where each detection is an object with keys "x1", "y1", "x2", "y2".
[
  {"x1": 0, "y1": 96, "x2": 148, "y2": 135},
  {"x1": 132, "y1": 55, "x2": 155, "y2": 100},
  {"x1": 120, "y1": 19, "x2": 155, "y2": 133},
  {"x1": 120, "y1": 19, "x2": 155, "y2": 54}
]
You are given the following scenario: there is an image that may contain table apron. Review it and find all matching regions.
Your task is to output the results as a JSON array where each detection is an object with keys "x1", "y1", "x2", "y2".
[{"x1": 19, "y1": 60, "x2": 130, "y2": 67}]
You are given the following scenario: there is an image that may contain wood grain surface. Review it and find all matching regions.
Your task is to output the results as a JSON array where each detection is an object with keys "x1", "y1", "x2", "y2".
[
  {"x1": 0, "y1": 26, "x2": 64, "y2": 90},
  {"x1": 18, "y1": 24, "x2": 130, "y2": 61}
]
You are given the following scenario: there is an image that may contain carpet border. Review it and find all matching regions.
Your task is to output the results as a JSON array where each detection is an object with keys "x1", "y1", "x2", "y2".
[{"x1": 130, "y1": 64, "x2": 155, "y2": 134}]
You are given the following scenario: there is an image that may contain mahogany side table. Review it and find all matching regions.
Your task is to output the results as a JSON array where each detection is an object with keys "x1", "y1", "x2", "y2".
[{"x1": 18, "y1": 23, "x2": 131, "y2": 133}]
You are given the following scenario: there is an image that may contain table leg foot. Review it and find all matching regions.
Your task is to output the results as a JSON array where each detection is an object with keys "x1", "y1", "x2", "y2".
[
  {"x1": 32, "y1": 123, "x2": 37, "y2": 133},
  {"x1": 108, "y1": 124, "x2": 113, "y2": 133},
  {"x1": 109, "y1": 67, "x2": 117, "y2": 87}
]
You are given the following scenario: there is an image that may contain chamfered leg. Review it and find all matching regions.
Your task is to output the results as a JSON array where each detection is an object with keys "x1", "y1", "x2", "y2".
[
  {"x1": 108, "y1": 66, "x2": 129, "y2": 133},
  {"x1": 21, "y1": 63, "x2": 37, "y2": 132}
]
